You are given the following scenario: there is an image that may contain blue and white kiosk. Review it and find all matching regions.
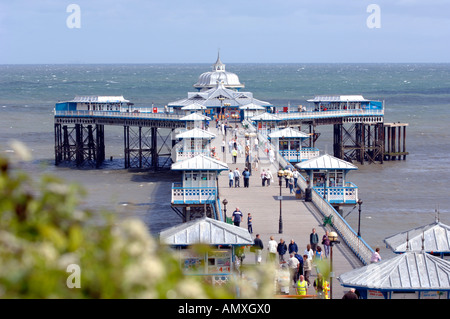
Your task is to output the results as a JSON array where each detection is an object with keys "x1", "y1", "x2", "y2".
[
  {"x1": 160, "y1": 217, "x2": 253, "y2": 287},
  {"x1": 296, "y1": 154, "x2": 358, "y2": 210},
  {"x1": 170, "y1": 155, "x2": 228, "y2": 222},
  {"x1": 172, "y1": 128, "x2": 217, "y2": 162},
  {"x1": 268, "y1": 127, "x2": 319, "y2": 163}
]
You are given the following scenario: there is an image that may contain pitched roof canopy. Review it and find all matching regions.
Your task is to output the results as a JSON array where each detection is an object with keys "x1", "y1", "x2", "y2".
[
  {"x1": 269, "y1": 127, "x2": 310, "y2": 139},
  {"x1": 250, "y1": 112, "x2": 281, "y2": 121},
  {"x1": 175, "y1": 128, "x2": 216, "y2": 140},
  {"x1": 384, "y1": 221, "x2": 450, "y2": 254},
  {"x1": 295, "y1": 154, "x2": 358, "y2": 171},
  {"x1": 159, "y1": 217, "x2": 253, "y2": 246},
  {"x1": 179, "y1": 112, "x2": 211, "y2": 121},
  {"x1": 171, "y1": 154, "x2": 228, "y2": 171},
  {"x1": 338, "y1": 251, "x2": 450, "y2": 291}
]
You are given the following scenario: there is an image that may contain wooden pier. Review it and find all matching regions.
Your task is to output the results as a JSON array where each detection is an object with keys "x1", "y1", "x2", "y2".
[{"x1": 384, "y1": 122, "x2": 409, "y2": 161}]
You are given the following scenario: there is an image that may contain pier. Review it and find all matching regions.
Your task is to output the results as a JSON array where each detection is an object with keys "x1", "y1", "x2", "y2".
[{"x1": 199, "y1": 123, "x2": 367, "y2": 297}]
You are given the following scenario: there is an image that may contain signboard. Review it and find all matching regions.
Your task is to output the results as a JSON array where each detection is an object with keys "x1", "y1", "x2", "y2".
[{"x1": 367, "y1": 290, "x2": 385, "y2": 299}]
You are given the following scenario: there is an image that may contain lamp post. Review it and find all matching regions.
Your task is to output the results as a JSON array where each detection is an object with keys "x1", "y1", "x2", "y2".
[
  {"x1": 328, "y1": 231, "x2": 340, "y2": 299},
  {"x1": 357, "y1": 199, "x2": 363, "y2": 237},
  {"x1": 222, "y1": 198, "x2": 228, "y2": 222},
  {"x1": 277, "y1": 170, "x2": 284, "y2": 234}
]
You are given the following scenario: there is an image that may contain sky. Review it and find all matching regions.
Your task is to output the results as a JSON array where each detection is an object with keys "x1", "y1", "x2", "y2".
[{"x1": 0, "y1": 0, "x2": 449, "y2": 64}]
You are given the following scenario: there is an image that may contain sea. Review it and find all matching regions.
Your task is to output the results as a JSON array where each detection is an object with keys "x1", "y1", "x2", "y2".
[{"x1": 1, "y1": 63, "x2": 449, "y2": 256}]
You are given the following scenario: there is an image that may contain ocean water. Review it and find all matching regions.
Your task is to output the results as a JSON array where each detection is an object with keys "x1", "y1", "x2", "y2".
[{"x1": 1, "y1": 63, "x2": 450, "y2": 253}]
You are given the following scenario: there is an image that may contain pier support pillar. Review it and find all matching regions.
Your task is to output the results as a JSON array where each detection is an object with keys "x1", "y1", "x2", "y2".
[{"x1": 333, "y1": 122, "x2": 385, "y2": 164}]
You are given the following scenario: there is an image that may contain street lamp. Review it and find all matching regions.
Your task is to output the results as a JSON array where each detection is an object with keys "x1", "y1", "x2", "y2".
[
  {"x1": 222, "y1": 198, "x2": 228, "y2": 222},
  {"x1": 357, "y1": 199, "x2": 363, "y2": 237},
  {"x1": 328, "y1": 231, "x2": 340, "y2": 299},
  {"x1": 277, "y1": 169, "x2": 284, "y2": 234}
]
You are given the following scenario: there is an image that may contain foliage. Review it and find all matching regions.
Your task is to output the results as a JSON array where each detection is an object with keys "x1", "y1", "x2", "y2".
[{"x1": 0, "y1": 154, "x2": 275, "y2": 299}]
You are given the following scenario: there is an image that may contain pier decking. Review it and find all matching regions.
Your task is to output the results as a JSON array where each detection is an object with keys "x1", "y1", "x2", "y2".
[{"x1": 206, "y1": 124, "x2": 364, "y2": 298}]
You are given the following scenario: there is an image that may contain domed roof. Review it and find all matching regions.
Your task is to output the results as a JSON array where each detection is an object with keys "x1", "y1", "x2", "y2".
[{"x1": 193, "y1": 53, "x2": 245, "y2": 90}]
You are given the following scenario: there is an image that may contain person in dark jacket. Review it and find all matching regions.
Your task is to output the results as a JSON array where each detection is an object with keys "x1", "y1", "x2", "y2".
[
  {"x1": 310, "y1": 228, "x2": 319, "y2": 252},
  {"x1": 277, "y1": 238, "x2": 288, "y2": 262},
  {"x1": 253, "y1": 234, "x2": 264, "y2": 264},
  {"x1": 288, "y1": 239, "x2": 298, "y2": 255}
]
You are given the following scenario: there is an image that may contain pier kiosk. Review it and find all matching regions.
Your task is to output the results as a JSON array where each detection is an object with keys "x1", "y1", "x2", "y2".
[
  {"x1": 250, "y1": 112, "x2": 281, "y2": 136},
  {"x1": 170, "y1": 155, "x2": 228, "y2": 222},
  {"x1": 268, "y1": 127, "x2": 319, "y2": 163},
  {"x1": 339, "y1": 250, "x2": 450, "y2": 299},
  {"x1": 172, "y1": 128, "x2": 216, "y2": 162},
  {"x1": 384, "y1": 218, "x2": 450, "y2": 259},
  {"x1": 180, "y1": 112, "x2": 211, "y2": 131},
  {"x1": 160, "y1": 217, "x2": 253, "y2": 286},
  {"x1": 296, "y1": 154, "x2": 358, "y2": 212}
]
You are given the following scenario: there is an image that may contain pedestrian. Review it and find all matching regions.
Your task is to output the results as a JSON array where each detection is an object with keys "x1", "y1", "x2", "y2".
[
  {"x1": 232, "y1": 207, "x2": 243, "y2": 227},
  {"x1": 304, "y1": 244, "x2": 314, "y2": 260},
  {"x1": 269, "y1": 148, "x2": 275, "y2": 164},
  {"x1": 228, "y1": 139, "x2": 233, "y2": 153},
  {"x1": 266, "y1": 169, "x2": 273, "y2": 186},
  {"x1": 303, "y1": 254, "x2": 312, "y2": 287},
  {"x1": 342, "y1": 288, "x2": 358, "y2": 299},
  {"x1": 293, "y1": 169, "x2": 300, "y2": 188},
  {"x1": 371, "y1": 247, "x2": 382, "y2": 263},
  {"x1": 242, "y1": 167, "x2": 250, "y2": 188},
  {"x1": 288, "y1": 253, "x2": 300, "y2": 285},
  {"x1": 228, "y1": 170, "x2": 233, "y2": 188},
  {"x1": 277, "y1": 238, "x2": 288, "y2": 263},
  {"x1": 288, "y1": 176, "x2": 294, "y2": 194},
  {"x1": 254, "y1": 137, "x2": 259, "y2": 151},
  {"x1": 253, "y1": 234, "x2": 264, "y2": 264},
  {"x1": 295, "y1": 252, "x2": 304, "y2": 279},
  {"x1": 247, "y1": 213, "x2": 253, "y2": 234},
  {"x1": 260, "y1": 169, "x2": 267, "y2": 187},
  {"x1": 322, "y1": 231, "x2": 331, "y2": 258},
  {"x1": 233, "y1": 167, "x2": 241, "y2": 187},
  {"x1": 221, "y1": 139, "x2": 226, "y2": 153},
  {"x1": 288, "y1": 239, "x2": 298, "y2": 255},
  {"x1": 267, "y1": 236, "x2": 278, "y2": 262},
  {"x1": 296, "y1": 275, "x2": 308, "y2": 296},
  {"x1": 314, "y1": 273, "x2": 326, "y2": 299},
  {"x1": 231, "y1": 148, "x2": 238, "y2": 164},
  {"x1": 284, "y1": 168, "x2": 291, "y2": 188},
  {"x1": 314, "y1": 246, "x2": 323, "y2": 274},
  {"x1": 310, "y1": 228, "x2": 319, "y2": 252}
]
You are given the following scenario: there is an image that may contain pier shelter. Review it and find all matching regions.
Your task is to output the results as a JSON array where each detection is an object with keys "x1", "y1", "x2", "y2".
[
  {"x1": 268, "y1": 127, "x2": 319, "y2": 163},
  {"x1": 250, "y1": 112, "x2": 281, "y2": 135},
  {"x1": 295, "y1": 154, "x2": 358, "y2": 209},
  {"x1": 173, "y1": 128, "x2": 216, "y2": 162},
  {"x1": 170, "y1": 155, "x2": 228, "y2": 222},
  {"x1": 180, "y1": 112, "x2": 211, "y2": 130},
  {"x1": 160, "y1": 217, "x2": 253, "y2": 286},
  {"x1": 384, "y1": 219, "x2": 450, "y2": 259},
  {"x1": 338, "y1": 250, "x2": 450, "y2": 299}
]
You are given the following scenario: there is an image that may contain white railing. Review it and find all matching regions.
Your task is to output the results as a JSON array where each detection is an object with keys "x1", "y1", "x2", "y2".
[
  {"x1": 310, "y1": 186, "x2": 373, "y2": 265},
  {"x1": 171, "y1": 184, "x2": 217, "y2": 204},
  {"x1": 275, "y1": 109, "x2": 384, "y2": 121},
  {"x1": 54, "y1": 110, "x2": 184, "y2": 120},
  {"x1": 279, "y1": 148, "x2": 320, "y2": 162},
  {"x1": 174, "y1": 149, "x2": 210, "y2": 162},
  {"x1": 313, "y1": 182, "x2": 358, "y2": 204}
]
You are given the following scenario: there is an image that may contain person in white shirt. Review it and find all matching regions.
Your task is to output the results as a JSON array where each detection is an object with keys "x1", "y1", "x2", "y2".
[
  {"x1": 228, "y1": 170, "x2": 234, "y2": 188},
  {"x1": 371, "y1": 247, "x2": 382, "y2": 263},
  {"x1": 267, "y1": 236, "x2": 278, "y2": 263},
  {"x1": 304, "y1": 244, "x2": 314, "y2": 260},
  {"x1": 266, "y1": 169, "x2": 273, "y2": 186},
  {"x1": 288, "y1": 254, "x2": 300, "y2": 285}
]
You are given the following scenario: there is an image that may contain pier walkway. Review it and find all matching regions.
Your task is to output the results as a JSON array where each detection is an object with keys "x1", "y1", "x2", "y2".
[{"x1": 207, "y1": 123, "x2": 364, "y2": 298}]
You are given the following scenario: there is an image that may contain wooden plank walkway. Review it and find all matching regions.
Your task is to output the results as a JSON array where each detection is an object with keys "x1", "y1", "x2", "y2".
[{"x1": 208, "y1": 123, "x2": 364, "y2": 298}]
